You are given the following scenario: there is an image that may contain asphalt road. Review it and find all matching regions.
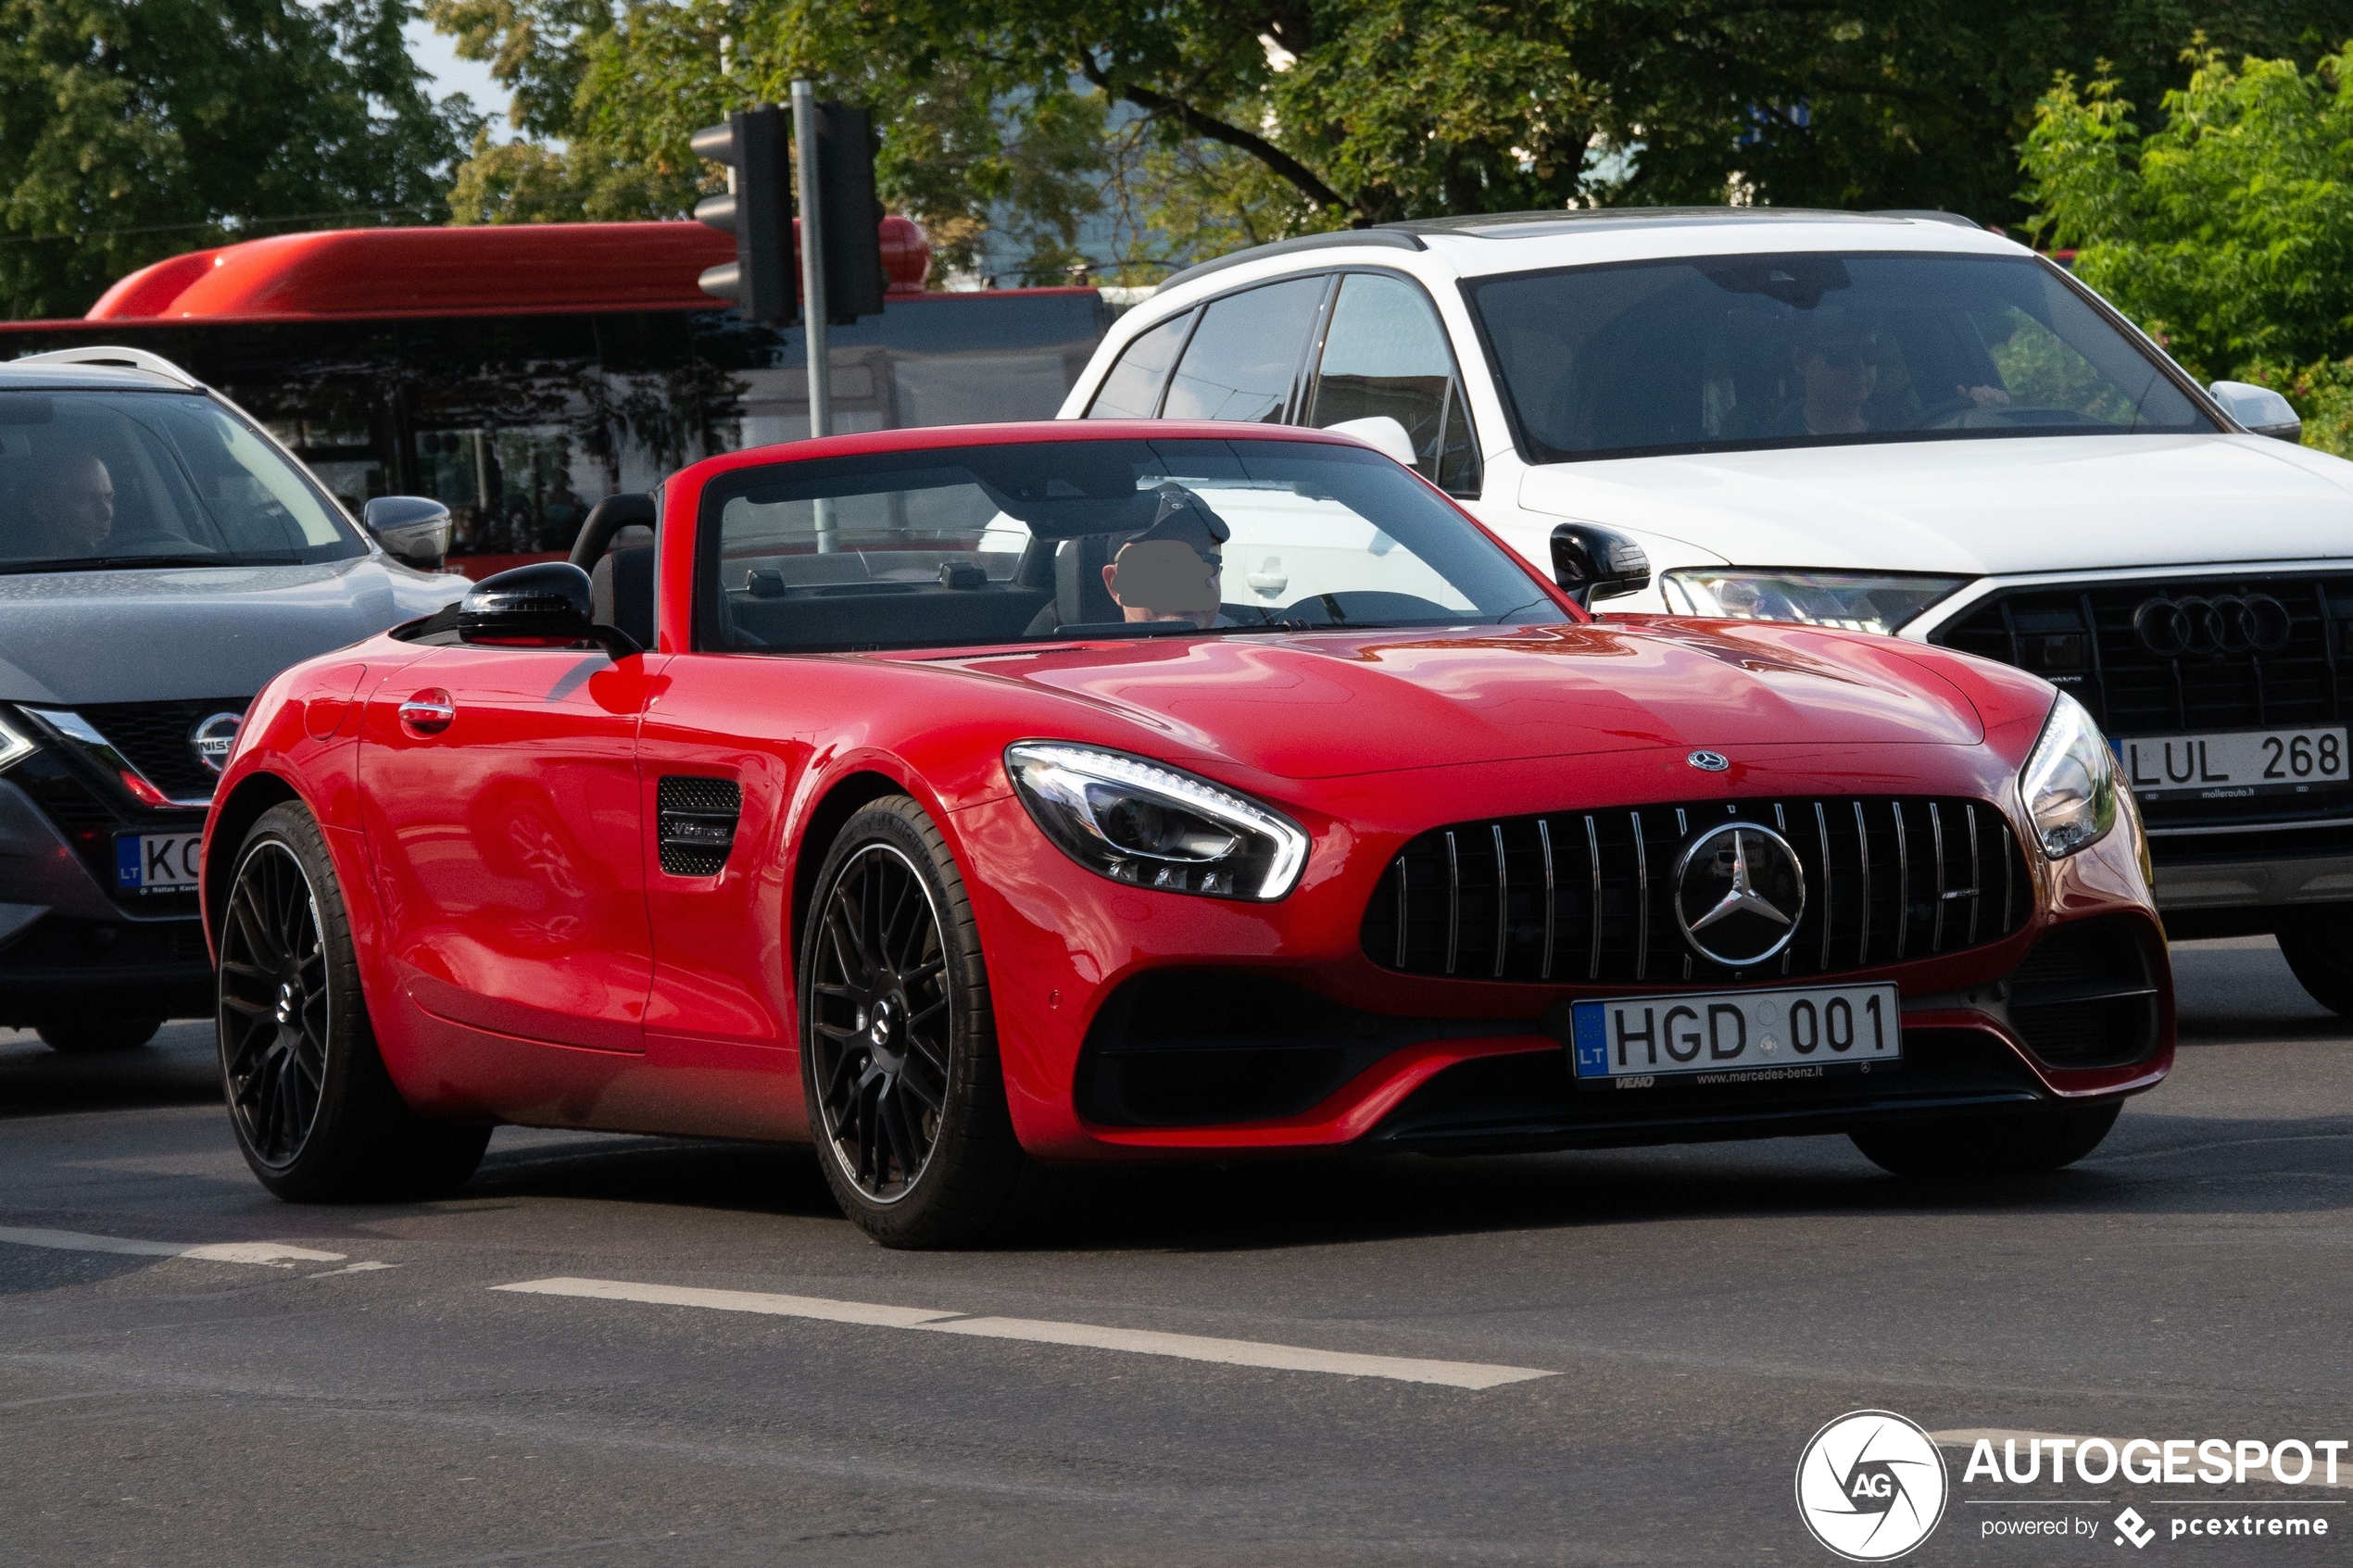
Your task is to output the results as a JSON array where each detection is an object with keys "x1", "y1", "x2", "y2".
[{"x1": 2, "y1": 936, "x2": 2347, "y2": 1566}]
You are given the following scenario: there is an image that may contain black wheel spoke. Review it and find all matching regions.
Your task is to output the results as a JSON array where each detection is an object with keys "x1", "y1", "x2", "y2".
[
  {"x1": 219, "y1": 839, "x2": 333, "y2": 1172},
  {"x1": 808, "y1": 839, "x2": 954, "y2": 1204}
]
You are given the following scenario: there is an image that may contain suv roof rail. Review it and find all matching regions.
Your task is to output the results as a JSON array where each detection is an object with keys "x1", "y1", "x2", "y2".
[
  {"x1": 1155, "y1": 229, "x2": 1426, "y2": 295},
  {"x1": 1869, "y1": 208, "x2": 1982, "y2": 229},
  {"x1": 9, "y1": 345, "x2": 204, "y2": 389}
]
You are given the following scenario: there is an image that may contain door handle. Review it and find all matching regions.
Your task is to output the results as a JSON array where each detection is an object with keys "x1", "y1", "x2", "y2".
[{"x1": 398, "y1": 689, "x2": 456, "y2": 735}]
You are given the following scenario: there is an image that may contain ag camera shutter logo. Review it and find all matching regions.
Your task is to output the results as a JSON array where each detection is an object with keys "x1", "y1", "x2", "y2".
[{"x1": 1795, "y1": 1410, "x2": 1949, "y2": 1561}]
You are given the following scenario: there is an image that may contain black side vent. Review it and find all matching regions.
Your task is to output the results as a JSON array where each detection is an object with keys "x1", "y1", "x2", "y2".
[
  {"x1": 657, "y1": 776, "x2": 741, "y2": 876},
  {"x1": 2006, "y1": 915, "x2": 2161, "y2": 1070}
]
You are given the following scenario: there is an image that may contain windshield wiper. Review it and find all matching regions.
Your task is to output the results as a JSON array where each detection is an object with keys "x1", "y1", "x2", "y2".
[{"x1": 0, "y1": 554, "x2": 211, "y2": 575}]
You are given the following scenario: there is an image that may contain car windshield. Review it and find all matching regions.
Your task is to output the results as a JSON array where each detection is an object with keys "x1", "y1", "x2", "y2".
[
  {"x1": 0, "y1": 387, "x2": 363, "y2": 571},
  {"x1": 699, "y1": 436, "x2": 1558, "y2": 653},
  {"x1": 1467, "y1": 251, "x2": 2219, "y2": 463}
]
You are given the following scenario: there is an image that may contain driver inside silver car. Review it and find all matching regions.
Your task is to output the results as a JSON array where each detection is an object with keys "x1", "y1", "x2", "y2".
[{"x1": 22, "y1": 451, "x2": 118, "y2": 557}]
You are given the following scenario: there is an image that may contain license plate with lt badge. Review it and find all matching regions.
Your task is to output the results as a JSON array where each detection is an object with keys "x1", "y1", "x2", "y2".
[{"x1": 1569, "y1": 982, "x2": 1902, "y2": 1088}]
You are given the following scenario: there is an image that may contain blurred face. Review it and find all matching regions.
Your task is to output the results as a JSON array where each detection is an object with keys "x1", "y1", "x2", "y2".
[
  {"x1": 1795, "y1": 337, "x2": 1879, "y2": 420},
  {"x1": 1103, "y1": 539, "x2": 1222, "y2": 629},
  {"x1": 29, "y1": 456, "x2": 115, "y2": 551}
]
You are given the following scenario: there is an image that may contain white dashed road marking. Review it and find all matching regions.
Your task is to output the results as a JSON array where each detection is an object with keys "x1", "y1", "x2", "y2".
[
  {"x1": 0, "y1": 1225, "x2": 350, "y2": 1269},
  {"x1": 493, "y1": 1276, "x2": 1556, "y2": 1390}
]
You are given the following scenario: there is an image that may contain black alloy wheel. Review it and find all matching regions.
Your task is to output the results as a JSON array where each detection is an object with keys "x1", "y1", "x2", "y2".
[
  {"x1": 219, "y1": 838, "x2": 330, "y2": 1166},
  {"x1": 808, "y1": 839, "x2": 952, "y2": 1199},
  {"x1": 217, "y1": 802, "x2": 489, "y2": 1201},
  {"x1": 799, "y1": 796, "x2": 1035, "y2": 1247}
]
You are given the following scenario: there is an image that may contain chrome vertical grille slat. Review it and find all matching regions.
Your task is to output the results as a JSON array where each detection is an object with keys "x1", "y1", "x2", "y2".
[
  {"x1": 1365, "y1": 795, "x2": 2029, "y2": 985},
  {"x1": 1537, "y1": 819, "x2": 1556, "y2": 981}
]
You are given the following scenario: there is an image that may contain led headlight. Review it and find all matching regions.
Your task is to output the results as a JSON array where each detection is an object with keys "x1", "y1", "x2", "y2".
[
  {"x1": 0, "y1": 710, "x2": 35, "y2": 773},
  {"x1": 1006, "y1": 742, "x2": 1308, "y2": 900},
  {"x1": 1659, "y1": 569, "x2": 1969, "y2": 634},
  {"x1": 2020, "y1": 692, "x2": 2118, "y2": 858}
]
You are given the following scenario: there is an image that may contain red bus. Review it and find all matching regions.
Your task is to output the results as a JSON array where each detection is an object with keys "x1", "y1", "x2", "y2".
[{"x1": 0, "y1": 220, "x2": 1114, "y2": 574}]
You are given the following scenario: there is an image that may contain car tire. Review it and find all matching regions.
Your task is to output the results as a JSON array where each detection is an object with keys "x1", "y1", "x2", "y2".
[
  {"x1": 217, "y1": 801, "x2": 490, "y2": 1202},
  {"x1": 35, "y1": 1015, "x2": 165, "y2": 1053},
  {"x1": 2274, "y1": 911, "x2": 2353, "y2": 1016},
  {"x1": 1849, "y1": 1102, "x2": 2120, "y2": 1180},
  {"x1": 799, "y1": 795, "x2": 1037, "y2": 1248}
]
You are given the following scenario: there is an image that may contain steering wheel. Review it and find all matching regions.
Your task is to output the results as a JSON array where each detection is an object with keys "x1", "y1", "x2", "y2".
[{"x1": 1907, "y1": 395, "x2": 1987, "y2": 430}]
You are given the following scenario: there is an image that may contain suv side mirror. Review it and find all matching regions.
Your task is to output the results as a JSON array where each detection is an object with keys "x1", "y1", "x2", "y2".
[
  {"x1": 2208, "y1": 380, "x2": 2303, "y2": 443},
  {"x1": 458, "y1": 562, "x2": 641, "y2": 658},
  {"x1": 362, "y1": 495, "x2": 453, "y2": 571},
  {"x1": 1549, "y1": 523, "x2": 1651, "y2": 608}
]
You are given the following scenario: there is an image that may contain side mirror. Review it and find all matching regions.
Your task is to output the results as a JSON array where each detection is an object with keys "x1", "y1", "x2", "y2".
[
  {"x1": 1320, "y1": 415, "x2": 1419, "y2": 470},
  {"x1": 2209, "y1": 380, "x2": 2303, "y2": 443},
  {"x1": 458, "y1": 561, "x2": 642, "y2": 658},
  {"x1": 362, "y1": 495, "x2": 453, "y2": 571},
  {"x1": 1549, "y1": 522, "x2": 1651, "y2": 608}
]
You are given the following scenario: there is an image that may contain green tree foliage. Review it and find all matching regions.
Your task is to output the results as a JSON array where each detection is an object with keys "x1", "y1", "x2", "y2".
[
  {"x1": 2026, "y1": 47, "x2": 2353, "y2": 377},
  {"x1": 437, "y1": 1, "x2": 2353, "y2": 282},
  {"x1": 2023, "y1": 45, "x2": 2353, "y2": 451},
  {"x1": 0, "y1": 0, "x2": 479, "y2": 318}
]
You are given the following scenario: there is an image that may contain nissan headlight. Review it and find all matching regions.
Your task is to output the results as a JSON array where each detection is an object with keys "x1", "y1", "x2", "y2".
[
  {"x1": 1006, "y1": 742, "x2": 1308, "y2": 900},
  {"x1": 2020, "y1": 693, "x2": 2118, "y2": 858},
  {"x1": 0, "y1": 709, "x2": 34, "y2": 773},
  {"x1": 1659, "y1": 569, "x2": 1969, "y2": 634}
]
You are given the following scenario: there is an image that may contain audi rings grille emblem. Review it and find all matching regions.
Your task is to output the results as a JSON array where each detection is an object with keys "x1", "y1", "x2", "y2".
[
  {"x1": 2133, "y1": 593, "x2": 2294, "y2": 659},
  {"x1": 1675, "y1": 822, "x2": 1806, "y2": 968},
  {"x1": 190, "y1": 711, "x2": 244, "y2": 776},
  {"x1": 1687, "y1": 750, "x2": 1730, "y2": 772}
]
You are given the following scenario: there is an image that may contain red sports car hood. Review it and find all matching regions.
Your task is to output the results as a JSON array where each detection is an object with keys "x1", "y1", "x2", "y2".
[{"x1": 920, "y1": 620, "x2": 1984, "y2": 782}]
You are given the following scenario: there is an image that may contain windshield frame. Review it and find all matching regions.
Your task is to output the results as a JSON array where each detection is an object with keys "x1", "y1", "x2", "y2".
[
  {"x1": 0, "y1": 384, "x2": 370, "y2": 573},
  {"x1": 1458, "y1": 248, "x2": 2226, "y2": 467},
  {"x1": 688, "y1": 434, "x2": 1567, "y2": 657}
]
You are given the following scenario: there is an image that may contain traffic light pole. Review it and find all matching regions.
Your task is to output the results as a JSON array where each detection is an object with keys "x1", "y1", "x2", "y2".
[{"x1": 791, "y1": 80, "x2": 837, "y2": 551}]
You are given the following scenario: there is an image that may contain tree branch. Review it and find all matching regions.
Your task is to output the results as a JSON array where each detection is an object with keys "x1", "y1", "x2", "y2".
[{"x1": 1076, "y1": 53, "x2": 1354, "y2": 218}]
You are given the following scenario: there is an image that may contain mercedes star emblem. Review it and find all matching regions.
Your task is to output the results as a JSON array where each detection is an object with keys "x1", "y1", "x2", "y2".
[
  {"x1": 1687, "y1": 750, "x2": 1730, "y2": 772},
  {"x1": 1674, "y1": 822, "x2": 1806, "y2": 968}
]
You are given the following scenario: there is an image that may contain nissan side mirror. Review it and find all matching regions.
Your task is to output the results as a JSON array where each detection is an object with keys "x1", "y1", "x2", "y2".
[
  {"x1": 458, "y1": 561, "x2": 642, "y2": 659},
  {"x1": 1549, "y1": 522, "x2": 1651, "y2": 608},
  {"x1": 363, "y1": 495, "x2": 454, "y2": 571},
  {"x1": 2208, "y1": 380, "x2": 2303, "y2": 443}
]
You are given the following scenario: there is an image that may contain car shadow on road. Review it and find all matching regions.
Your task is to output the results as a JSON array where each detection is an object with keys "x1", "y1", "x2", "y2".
[
  {"x1": 0, "y1": 1022, "x2": 218, "y2": 1120},
  {"x1": 421, "y1": 1097, "x2": 2353, "y2": 1257}
]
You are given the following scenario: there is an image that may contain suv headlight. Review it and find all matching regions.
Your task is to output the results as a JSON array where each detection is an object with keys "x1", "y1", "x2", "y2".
[
  {"x1": 2020, "y1": 693, "x2": 2118, "y2": 858},
  {"x1": 1659, "y1": 569, "x2": 1969, "y2": 634},
  {"x1": 1006, "y1": 742, "x2": 1308, "y2": 900},
  {"x1": 0, "y1": 710, "x2": 35, "y2": 773}
]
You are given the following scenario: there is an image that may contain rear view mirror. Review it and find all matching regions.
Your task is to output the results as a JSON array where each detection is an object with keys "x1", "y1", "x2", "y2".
[
  {"x1": 1549, "y1": 523, "x2": 1651, "y2": 608},
  {"x1": 459, "y1": 561, "x2": 641, "y2": 658},
  {"x1": 363, "y1": 495, "x2": 453, "y2": 571},
  {"x1": 2208, "y1": 381, "x2": 2303, "y2": 443}
]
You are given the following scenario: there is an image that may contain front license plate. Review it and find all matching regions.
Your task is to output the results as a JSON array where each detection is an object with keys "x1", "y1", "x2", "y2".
[
  {"x1": 117, "y1": 832, "x2": 202, "y2": 893},
  {"x1": 1569, "y1": 982, "x2": 1901, "y2": 1089},
  {"x1": 2117, "y1": 727, "x2": 2349, "y2": 800}
]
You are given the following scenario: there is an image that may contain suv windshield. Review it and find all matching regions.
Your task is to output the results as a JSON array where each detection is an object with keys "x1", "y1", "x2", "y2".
[
  {"x1": 700, "y1": 437, "x2": 1557, "y2": 653},
  {"x1": 0, "y1": 387, "x2": 363, "y2": 571},
  {"x1": 1468, "y1": 251, "x2": 2218, "y2": 462}
]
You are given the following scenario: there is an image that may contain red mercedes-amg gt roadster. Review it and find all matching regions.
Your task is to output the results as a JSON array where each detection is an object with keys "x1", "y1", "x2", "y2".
[{"x1": 200, "y1": 421, "x2": 2170, "y2": 1246}]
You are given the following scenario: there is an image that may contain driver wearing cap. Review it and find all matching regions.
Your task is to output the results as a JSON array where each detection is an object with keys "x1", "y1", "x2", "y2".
[{"x1": 1102, "y1": 483, "x2": 1231, "y2": 630}]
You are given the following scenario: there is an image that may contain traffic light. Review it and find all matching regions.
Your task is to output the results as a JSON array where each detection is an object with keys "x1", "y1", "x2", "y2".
[
  {"x1": 691, "y1": 106, "x2": 795, "y2": 324},
  {"x1": 807, "y1": 101, "x2": 886, "y2": 324}
]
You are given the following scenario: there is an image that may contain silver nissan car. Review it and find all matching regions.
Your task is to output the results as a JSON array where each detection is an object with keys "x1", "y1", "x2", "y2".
[{"x1": 0, "y1": 347, "x2": 465, "y2": 1051}]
